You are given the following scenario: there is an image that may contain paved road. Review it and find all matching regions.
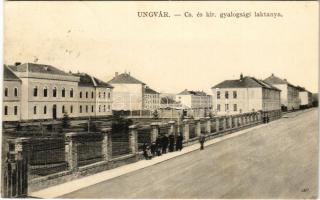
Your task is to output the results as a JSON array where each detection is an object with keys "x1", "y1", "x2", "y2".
[{"x1": 63, "y1": 109, "x2": 318, "y2": 199}]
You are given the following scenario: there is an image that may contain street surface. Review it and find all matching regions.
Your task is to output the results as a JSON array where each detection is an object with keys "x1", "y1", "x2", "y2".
[{"x1": 63, "y1": 109, "x2": 318, "y2": 199}]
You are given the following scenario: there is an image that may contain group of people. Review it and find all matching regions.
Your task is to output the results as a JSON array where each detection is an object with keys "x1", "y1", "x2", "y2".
[{"x1": 142, "y1": 133, "x2": 184, "y2": 160}]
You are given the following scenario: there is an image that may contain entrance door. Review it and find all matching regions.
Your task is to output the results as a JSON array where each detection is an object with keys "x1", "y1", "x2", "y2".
[{"x1": 52, "y1": 104, "x2": 57, "y2": 119}]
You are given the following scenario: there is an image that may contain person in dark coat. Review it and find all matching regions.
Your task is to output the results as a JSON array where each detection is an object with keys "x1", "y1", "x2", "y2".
[
  {"x1": 142, "y1": 143, "x2": 148, "y2": 159},
  {"x1": 168, "y1": 134, "x2": 175, "y2": 152},
  {"x1": 150, "y1": 142, "x2": 156, "y2": 157},
  {"x1": 162, "y1": 134, "x2": 169, "y2": 154},
  {"x1": 155, "y1": 135, "x2": 162, "y2": 156},
  {"x1": 176, "y1": 133, "x2": 183, "y2": 151},
  {"x1": 199, "y1": 133, "x2": 206, "y2": 150}
]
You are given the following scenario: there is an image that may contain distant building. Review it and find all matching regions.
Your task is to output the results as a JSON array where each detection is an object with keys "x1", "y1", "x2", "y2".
[
  {"x1": 9, "y1": 63, "x2": 80, "y2": 120},
  {"x1": 143, "y1": 86, "x2": 160, "y2": 111},
  {"x1": 296, "y1": 86, "x2": 312, "y2": 109},
  {"x1": 72, "y1": 73, "x2": 113, "y2": 117},
  {"x1": 211, "y1": 74, "x2": 281, "y2": 115},
  {"x1": 176, "y1": 89, "x2": 212, "y2": 117},
  {"x1": 108, "y1": 72, "x2": 145, "y2": 111},
  {"x1": 3, "y1": 65, "x2": 21, "y2": 121},
  {"x1": 160, "y1": 95, "x2": 182, "y2": 109},
  {"x1": 264, "y1": 74, "x2": 300, "y2": 111}
]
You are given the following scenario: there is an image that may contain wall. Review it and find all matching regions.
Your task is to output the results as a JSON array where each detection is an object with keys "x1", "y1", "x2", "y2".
[{"x1": 3, "y1": 80, "x2": 21, "y2": 121}]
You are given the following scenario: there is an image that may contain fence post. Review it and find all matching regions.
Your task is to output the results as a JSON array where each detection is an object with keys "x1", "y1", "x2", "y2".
[
  {"x1": 228, "y1": 116, "x2": 233, "y2": 129},
  {"x1": 206, "y1": 117, "x2": 211, "y2": 134},
  {"x1": 195, "y1": 118, "x2": 201, "y2": 137},
  {"x1": 101, "y1": 128, "x2": 112, "y2": 161},
  {"x1": 65, "y1": 132, "x2": 78, "y2": 171},
  {"x1": 234, "y1": 115, "x2": 238, "y2": 128},
  {"x1": 169, "y1": 121, "x2": 176, "y2": 136},
  {"x1": 129, "y1": 125, "x2": 138, "y2": 154},
  {"x1": 183, "y1": 119, "x2": 190, "y2": 141},
  {"x1": 150, "y1": 123, "x2": 159, "y2": 143},
  {"x1": 223, "y1": 117, "x2": 227, "y2": 130},
  {"x1": 216, "y1": 117, "x2": 220, "y2": 132}
]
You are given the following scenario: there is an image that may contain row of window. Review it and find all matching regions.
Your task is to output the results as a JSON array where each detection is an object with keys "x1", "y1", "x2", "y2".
[
  {"x1": 3, "y1": 106, "x2": 18, "y2": 115},
  {"x1": 4, "y1": 88, "x2": 18, "y2": 97},
  {"x1": 217, "y1": 91, "x2": 237, "y2": 99},
  {"x1": 31, "y1": 104, "x2": 112, "y2": 115},
  {"x1": 32, "y1": 87, "x2": 111, "y2": 99},
  {"x1": 217, "y1": 104, "x2": 238, "y2": 112}
]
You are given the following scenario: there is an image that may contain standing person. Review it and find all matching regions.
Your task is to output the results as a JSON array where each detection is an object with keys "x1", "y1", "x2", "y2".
[
  {"x1": 199, "y1": 133, "x2": 206, "y2": 150},
  {"x1": 162, "y1": 134, "x2": 169, "y2": 154},
  {"x1": 168, "y1": 134, "x2": 175, "y2": 152},
  {"x1": 150, "y1": 141, "x2": 156, "y2": 157},
  {"x1": 142, "y1": 143, "x2": 148, "y2": 159},
  {"x1": 146, "y1": 146, "x2": 152, "y2": 160},
  {"x1": 156, "y1": 135, "x2": 162, "y2": 156},
  {"x1": 176, "y1": 133, "x2": 183, "y2": 151}
]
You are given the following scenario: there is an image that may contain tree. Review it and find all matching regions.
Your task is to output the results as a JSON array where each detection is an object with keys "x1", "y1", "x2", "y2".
[{"x1": 62, "y1": 112, "x2": 71, "y2": 129}]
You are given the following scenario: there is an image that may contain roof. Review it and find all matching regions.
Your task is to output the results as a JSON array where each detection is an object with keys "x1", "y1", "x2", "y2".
[
  {"x1": 108, "y1": 73, "x2": 145, "y2": 85},
  {"x1": 145, "y1": 86, "x2": 159, "y2": 94},
  {"x1": 8, "y1": 63, "x2": 73, "y2": 76},
  {"x1": 264, "y1": 74, "x2": 296, "y2": 87},
  {"x1": 72, "y1": 73, "x2": 113, "y2": 88},
  {"x1": 160, "y1": 97, "x2": 178, "y2": 104},
  {"x1": 212, "y1": 76, "x2": 281, "y2": 91},
  {"x1": 177, "y1": 89, "x2": 209, "y2": 96},
  {"x1": 3, "y1": 65, "x2": 21, "y2": 81}
]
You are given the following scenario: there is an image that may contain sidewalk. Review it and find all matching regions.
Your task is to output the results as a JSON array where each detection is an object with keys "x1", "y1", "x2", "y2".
[{"x1": 29, "y1": 121, "x2": 274, "y2": 198}]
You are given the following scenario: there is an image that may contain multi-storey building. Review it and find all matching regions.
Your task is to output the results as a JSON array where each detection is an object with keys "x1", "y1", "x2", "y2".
[
  {"x1": 211, "y1": 74, "x2": 281, "y2": 115},
  {"x1": 264, "y1": 74, "x2": 300, "y2": 111},
  {"x1": 296, "y1": 86, "x2": 313, "y2": 109},
  {"x1": 72, "y1": 73, "x2": 113, "y2": 117},
  {"x1": 3, "y1": 65, "x2": 22, "y2": 121},
  {"x1": 108, "y1": 72, "x2": 145, "y2": 111},
  {"x1": 143, "y1": 86, "x2": 160, "y2": 111},
  {"x1": 175, "y1": 90, "x2": 212, "y2": 117}
]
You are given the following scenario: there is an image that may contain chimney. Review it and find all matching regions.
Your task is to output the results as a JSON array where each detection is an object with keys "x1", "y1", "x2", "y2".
[
  {"x1": 15, "y1": 62, "x2": 21, "y2": 66},
  {"x1": 115, "y1": 72, "x2": 119, "y2": 77},
  {"x1": 240, "y1": 73, "x2": 243, "y2": 80}
]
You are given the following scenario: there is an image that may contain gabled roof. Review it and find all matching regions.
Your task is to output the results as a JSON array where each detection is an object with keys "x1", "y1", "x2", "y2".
[
  {"x1": 72, "y1": 73, "x2": 113, "y2": 88},
  {"x1": 177, "y1": 89, "x2": 209, "y2": 96},
  {"x1": 108, "y1": 73, "x2": 145, "y2": 85},
  {"x1": 212, "y1": 76, "x2": 281, "y2": 91},
  {"x1": 8, "y1": 63, "x2": 73, "y2": 76},
  {"x1": 264, "y1": 74, "x2": 296, "y2": 88},
  {"x1": 3, "y1": 65, "x2": 21, "y2": 81},
  {"x1": 145, "y1": 86, "x2": 159, "y2": 94}
]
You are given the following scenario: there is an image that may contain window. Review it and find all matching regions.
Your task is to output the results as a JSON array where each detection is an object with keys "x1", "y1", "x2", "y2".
[
  {"x1": 91, "y1": 105, "x2": 94, "y2": 112},
  {"x1": 70, "y1": 105, "x2": 73, "y2": 113},
  {"x1": 62, "y1": 88, "x2": 66, "y2": 98},
  {"x1": 80, "y1": 92, "x2": 82, "y2": 98},
  {"x1": 233, "y1": 104, "x2": 237, "y2": 111},
  {"x1": 53, "y1": 87, "x2": 57, "y2": 97},
  {"x1": 225, "y1": 91, "x2": 229, "y2": 99},
  {"x1": 225, "y1": 104, "x2": 229, "y2": 111},
  {"x1": 4, "y1": 106, "x2": 8, "y2": 115},
  {"x1": 103, "y1": 105, "x2": 106, "y2": 112},
  {"x1": 217, "y1": 91, "x2": 220, "y2": 99},
  {"x1": 233, "y1": 91, "x2": 237, "y2": 99},
  {"x1": 4, "y1": 88, "x2": 10, "y2": 97},
  {"x1": 80, "y1": 105, "x2": 82, "y2": 113},
  {"x1": 99, "y1": 105, "x2": 101, "y2": 112},
  {"x1": 103, "y1": 92, "x2": 106, "y2": 98},
  {"x1": 217, "y1": 104, "x2": 220, "y2": 112},
  {"x1": 14, "y1": 88, "x2": 18, "y2": 97},
  {"x1": 86, "y1": 105, "x2": 88, "y2": 113},
  {"x1": 91, "y1": 91, "x2": 94, "y2": 98},
  {"x1": 86, "y1": 92, "x2": 88, "y2": 99},
  {"x1": 44, "y1": 106, "x2": 47, "y2": 114},
  {"x1": 33, "y1": 87, "x2": 38, "y2": 97},
  {"x1": 34, "y1": 106, "x2": 37, "y2": 114},
  {"x1": 62, "y1": 105, "x2": 65, "y2": 113},
  {"x1": 99, "y1": 92, "x2": 101, "y2": 98},
  {"x1": 44, "y1": 87, "x2": 48, "y2": 97},
  {"x1": 70, "y1": 88, "x2": 74, "y2": 98},
  {"x1": 108, "y1": 92, "x2": 111, "y2": 99},
  {"x1": 14, "y1": 106, "x2": 18, "y2": 115}
]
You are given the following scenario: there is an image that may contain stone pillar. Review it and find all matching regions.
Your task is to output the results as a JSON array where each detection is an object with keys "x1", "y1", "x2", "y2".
[
  {"x1": 101, "y1": 128, "x2": 112, "y2": 161},
  {"x1": 65, "y1": 132, "x2": 78, "y2": 171},
  {"x1": 150, "y1": 123, "x2": 159, "y2": 143},
  {"x1": 206, "y1": 117, "x2": 211, "y2": 134},
  {"x1": 216, "y1": 117, "x2": 220, "y2": 132},
  {"x1": 223, "y1": 117, "x2": 227, "y2": 130},
  {"x1": 229, "y1": 116, "x2": 233, "y2": 129},
  {"x1": 234, "y1": 116, "x2": 238, "y2": 128},
  {"x1": 195, "y1": 118, "x2": 201, "y2": 137},
  {"x1": 183, "y1": 119, "x2": 189, "y2": 141},
  {"x1": 169, "y1": 121, "x2": 176, "y2": 136},
  {"x1": 129, "y1": 125, "x2": 138, "y2": 154}
]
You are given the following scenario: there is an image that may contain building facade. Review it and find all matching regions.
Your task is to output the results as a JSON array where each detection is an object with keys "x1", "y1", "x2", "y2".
[
  {"x1": 3, "y1": 66, "x2": 22, "y2": 121},
  {"x1": 211, "y1": 75, "x2": 281, "y2": 115},
  {"x1": 264, "y1": 74, "x2": 300, "y2": 111},
  {"x1": 143, "y1": 86, "x2": 160, "y2": 111},
  {"x1": 296, "y1": 86, "x2": 313, "y2": 109}
]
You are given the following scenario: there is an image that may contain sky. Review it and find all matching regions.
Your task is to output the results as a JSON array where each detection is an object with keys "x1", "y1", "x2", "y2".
[{"x1": 4, "y1": 1, "x2": 319, "y2": 94}]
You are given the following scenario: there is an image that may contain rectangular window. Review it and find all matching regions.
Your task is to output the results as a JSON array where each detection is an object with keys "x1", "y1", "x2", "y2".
[
  {"x1": 225, "y1": 91, "x2": 229, "y2": 99},
  {"x1": 233, "y1": 91, "x2": 237, "y2": 99},
  {"x1": 80, "y1": 105, "x2": 82, "y2": 113},
  {"x1": 14, "y1": 88, "x2": 18, "y2": 97},
  {"x1": 4, "y1": 106, "x2": 8, "y2": 115},
  {"x1": 91, "y1": 105, "x2": 94, "y2": 112},
  {"x1": 14, "y1": 106, "x2": 18, "y2": 115},
  {"x1": 4, "y1": 88, "x2": 8, "y2": 97},
  {"x1": 225, "y1": 104, "x2": 229, "y2": 111},
  {"x1": 233, "y1": 104, "x2": 237, "y2": 111},
  {"x1": 217, "y1": 91, "x2": 220, "y2": 99},
  {"x1": 86, "y1": 105, "x2": 88, "y2": 113}
]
